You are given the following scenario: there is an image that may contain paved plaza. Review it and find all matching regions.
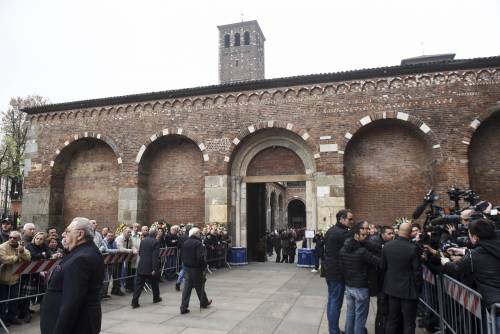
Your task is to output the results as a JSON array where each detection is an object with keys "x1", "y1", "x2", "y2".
[{"x1": 7, "y1": 261, "x2": 425, "y2": 334}]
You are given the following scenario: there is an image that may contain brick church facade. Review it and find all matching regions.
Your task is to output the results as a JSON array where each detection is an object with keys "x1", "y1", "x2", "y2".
[{"x1": 22, "y1": 20, "x2": 500, "y2": 248}]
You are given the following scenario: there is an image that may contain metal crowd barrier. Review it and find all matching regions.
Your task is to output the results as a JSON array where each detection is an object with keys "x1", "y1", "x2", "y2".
[
  {"x1": 419, "y1": 265, "x2": 499, "y2": 334},
  {"x1": 0, "y1": 259, "x2": 61, "y2": 333},
  {"x1": 205, "y1": 242, "x2": 230, "y2": 270}
]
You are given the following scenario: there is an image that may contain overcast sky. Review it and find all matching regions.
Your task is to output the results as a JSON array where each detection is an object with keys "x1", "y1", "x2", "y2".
[{"x1": 1, "y1": 0, "x2": 499, "y2": 110}]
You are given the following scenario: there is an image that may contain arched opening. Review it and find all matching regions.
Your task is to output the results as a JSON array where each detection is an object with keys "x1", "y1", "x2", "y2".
[
  {"x1": 278, "y1": 194, "x2": 284, "y2": 231},
  {"x1": 224, "y1": 34, "x2": 230, "y2": 48},
  {"x1": 138, "y1": 135, "x2": 204, "y2": 226},
  {"x1": 230, "y1": 128, "x2": 316, "y2": 262},
  {"x1": 344, "y1": 119, "x2": 434, "y2": 225},
  {"x1": 244, "y1": 31, "x2": 250, "y2": 45},
  {"x1": 288, "y1": 199, "x2": 306, "y2": 229},
  {"x1": 469, "y1": 110, "x2": 500, "y2": 205},
  {"x1": 234, "y1": 33, "x2": 241, "y2": 46},
  {"x1": 49, "y1": 138, "x2": 119, "y2": 231}
]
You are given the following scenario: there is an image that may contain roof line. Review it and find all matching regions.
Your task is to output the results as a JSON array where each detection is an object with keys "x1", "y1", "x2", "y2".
[{"x1": 23, "y1": 55, "x2": 500, "y2": 114}]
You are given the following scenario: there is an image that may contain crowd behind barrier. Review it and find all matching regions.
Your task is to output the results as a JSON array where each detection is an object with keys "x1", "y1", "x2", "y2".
[{"x1": 0, "y1": 219, "x2": 230, "y2": 332}]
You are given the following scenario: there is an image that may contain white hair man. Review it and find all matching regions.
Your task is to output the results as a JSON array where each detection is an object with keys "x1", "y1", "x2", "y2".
[
  {"x1": 90, "y1": 220, "x2": 102, "y2": 248},
  {"x1": 179, "y1": 227, "x2": 212, "y2": 314},
  {"x1": 115, "y1": 226, "x2": 138, "y2": 293},
  {"x1": 40, "y1": 217, "x2": 105, "y2": 334},
  {"x1": 22, "y1": 223, "x2": 36, "y2": 245}
]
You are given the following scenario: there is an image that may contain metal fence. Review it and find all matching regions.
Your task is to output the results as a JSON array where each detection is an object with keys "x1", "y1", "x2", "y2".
[
  {"x1": 205, "y1": 242, "x2": 230, "y2": 270},
  {"x1": 419, "y1": 265, "x2": 499, "y2": 334}
]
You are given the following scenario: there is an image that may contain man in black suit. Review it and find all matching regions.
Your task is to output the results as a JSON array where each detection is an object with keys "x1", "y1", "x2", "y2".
[
  {"x1": 131, "y1": 228, "x2": 162, "y2": 308},
  {"x1": 180, "y1": 227, "x2": 212, "y2": 314},
  {"x1": 40, "y1": 217, "x2": 105, "y2": 334},
  {"x1": 381, "y1": 222, "x2": 422, "y2": 334}
]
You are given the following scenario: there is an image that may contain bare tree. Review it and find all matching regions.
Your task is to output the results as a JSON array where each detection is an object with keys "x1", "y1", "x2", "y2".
[{"x1": 0, "y1": 95, "x2": 49, "y2": 199}]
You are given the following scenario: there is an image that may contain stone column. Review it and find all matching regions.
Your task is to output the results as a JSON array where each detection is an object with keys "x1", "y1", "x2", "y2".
[
  {"x1": 205, "y1": 175, "x2": 229, "y2": 226},
  {"x1": 316, "y1": 174, "x2": 345, "y2": 231},
  {"x1": 118, "y1": 187, "x2": 140, "y2": 225}
]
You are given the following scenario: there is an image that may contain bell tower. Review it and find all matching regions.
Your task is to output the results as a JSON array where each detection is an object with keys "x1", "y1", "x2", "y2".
[{"x1": 218, "y1": 20, "x2": 265, "y2": 84}]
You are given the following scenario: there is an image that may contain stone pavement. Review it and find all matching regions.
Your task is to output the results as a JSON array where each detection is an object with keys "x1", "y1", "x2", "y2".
[{"x1": 6, "y1": 261, "x2": 425, "y2": 334}]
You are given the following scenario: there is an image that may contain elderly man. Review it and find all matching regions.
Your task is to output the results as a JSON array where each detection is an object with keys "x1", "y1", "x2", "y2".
[
  {"x1": 0, "y1": 230, "x2": 31, "y2": 325},
  {"x1": 131, "y1": 228, "x2": 162, "y2": 308},
  {"x1": 100, "y1": 232, "x2": 121, "y2": 298},
  {"x1": 180, "y1": 227, "x2": 212, "y2": 314},
  {"x1": 40, "y1": 217, "x2": 105, "y2": 334},
  {"x1": 22, "y1": 223, "x2": 36, "y2": 245},
  {"x1": 116, "y1": 227, "x2": 138, "y2": 292},
  {"x1": 140, "y1": 225, "x2": 149, "y2": 239}
]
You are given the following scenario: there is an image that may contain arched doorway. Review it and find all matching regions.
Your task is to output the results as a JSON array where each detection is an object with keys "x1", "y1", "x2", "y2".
[
  {"x1": 270, "y1": 192, "x2": 277, "y2": 232},
  {"x1": 49, "y1": 138, "x2": 119, "y2": 231},
  {"x1": 344, "y1": 119, "x2": 434, "y2": 225},
  {"x1": 288, "y1": 199, "x2": 306, "y2": 229},
  {"x1": 138, "y1": 135, "x2": 204, "y2": 226},
  {"x1": 230, "y1": 128, "x2": 317, "y2": 261},
  {"x1": 469, "y1": 110, "x2": 500, "y2": 204}
]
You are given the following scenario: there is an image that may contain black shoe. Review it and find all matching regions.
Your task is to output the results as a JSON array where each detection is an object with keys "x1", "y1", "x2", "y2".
[
  {"x1": 175, "y1": 283, "x2": 180, "y2": 291},
  {"x1": 126, "y1": 288, "x2": 134, "y2": 293},
  {"x1": 180, "y1": 308, "x2": 190, "y2": 314},
  {"x1": 153, "y1": 297, "x2": 162, "y2": 303},
  {"x1": 24, "y1": 314, "x2": 32, "y2": 323},
  {"x1": 131, "y1": 303, "x2": 140, "y2": 309},
  {"x1": 201, "y1": 299, "x2": 212, "y2": 309},
  {"x1": 111, "y1": 290, "x2": 125, "y2": 296},
  {"x1": 102, "y1": 294, "x2": 112, "y2": 299}
]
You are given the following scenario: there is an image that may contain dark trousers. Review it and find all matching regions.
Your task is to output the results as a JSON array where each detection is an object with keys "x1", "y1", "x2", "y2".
[
  {"x1": 280, "y1": 248, "x2": 288, "y2": 263},
  {"x1": 132, "y1": 274, "x2": 160, "y2": 305},
  {"x1": 385, "y1": 295, "x2": 417, "y2": 334},
  {"x1": 274, "y1": 247, "x2": 281, "y2": 263},
  {"x1": 0, "y1": 283, "x2": 19, "y2": 322},
  {"x1": 375, "y1": 292, "x2": 388, "y2": 334},
  {"x1": 109, "y1": 264, "x2": 122, "y2": 293},
  {"x1": 180, "y1": 268, "x2": 209, "y2": 311}
]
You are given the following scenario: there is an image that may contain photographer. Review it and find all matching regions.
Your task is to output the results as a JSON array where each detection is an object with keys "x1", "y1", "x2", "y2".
[{"x1": 441, "y1": 218, "x2": 500, "y2": 329}]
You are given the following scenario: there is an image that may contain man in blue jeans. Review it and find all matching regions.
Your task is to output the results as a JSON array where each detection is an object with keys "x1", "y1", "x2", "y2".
[{"x1": 323, "y1": 209, "x2": 353, "y2": 334}]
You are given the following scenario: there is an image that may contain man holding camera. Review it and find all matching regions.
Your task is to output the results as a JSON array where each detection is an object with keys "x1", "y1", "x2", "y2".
[{"x1": 441, "y1": 218, "x2": 500, "y2": 330}]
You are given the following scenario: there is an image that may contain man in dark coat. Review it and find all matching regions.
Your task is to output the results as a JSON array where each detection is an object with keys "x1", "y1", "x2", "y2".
[
  {"x1": 131, "y1": 228, "x2": 162, "y2": 307},
  {"x1": 180, "y1": 227, "x2": 212, "y2": 314},
  {"x1": 381, "y1": 222, "x2": 422, "y2": 334},
  {"x1": 40, "y1": 217, "x2": 105, "y2": 334},
  {"x1": 323, "y1": 209, "x2": 353, "y2": 334}
]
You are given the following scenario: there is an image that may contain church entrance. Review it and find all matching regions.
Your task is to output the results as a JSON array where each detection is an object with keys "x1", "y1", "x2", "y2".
[
  {"x1": 230, "y1": 128, "x2": 317, "y2": 262},
  {"x1": 287, "y1": 199, "x2": 306, "y2": 229}
]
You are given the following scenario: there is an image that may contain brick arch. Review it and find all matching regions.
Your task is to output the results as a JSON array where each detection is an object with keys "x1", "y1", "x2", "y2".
[
  {"x1": 339, "y1": 111, "x2": 442, "y2": 161},
  {"x1": 460, "y1": 104, "x2": 500, "y2": 147},
  {"x1": 49, "y1": 132, "x2": 123, "y2": 168},
  {"x1": 135, "y1": 128, "x2": 209, "y2": 165},
  {"x1": 225, "y1": 120, "x2": 319, "y2": 163}
]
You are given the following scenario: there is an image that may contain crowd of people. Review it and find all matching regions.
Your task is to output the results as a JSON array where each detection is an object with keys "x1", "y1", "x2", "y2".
[
  {"x1": 0, "y1": 217, "x2": 228, "y2": 329},
  {"x1": 320, "y1": 208, "x2": 500, "y2": 334}
]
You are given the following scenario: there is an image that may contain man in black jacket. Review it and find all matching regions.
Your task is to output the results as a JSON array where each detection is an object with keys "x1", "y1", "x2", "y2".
[
  {"x1": 442, "y1": 218, "x2": 500, "y2": 330},
  {"x1": 180, "y1": 227, "x2": 212, "y2": 314},
  {"x1": 323, "y1": 209, "x2": 353, "y2": 334},
  {"x1": 340, "y1": 221, "x2": 380, "y2": 334},
  {"x1": 40, "y1": 217, "x2": 105, "y2": 334},
  {"x1": 131, "y1": 228, "x2": 162, "y2": 308},
  {"x1": 381, "y1": 222, "x2": 422, "y2": 334}
]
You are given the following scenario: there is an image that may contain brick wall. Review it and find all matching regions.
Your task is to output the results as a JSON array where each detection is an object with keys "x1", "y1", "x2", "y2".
[
  {"x1": 23, "y1": 65, "x2": 500, "y2": 230},
  {"x1": 344, "y1": 120, "x2": 433, "y2": 225},
  {"x1": 54, "y1": 140, "x2": 119, "y2": 230},
  {"x1": 247, "y1": 147, "x2": 305, "y2": 176},
  {"x1": 140, "y1": 136, "x2": 204, "y2": 225},
  {"x1": 469, "y1": 111, "x2": 500, "y2": 205}
]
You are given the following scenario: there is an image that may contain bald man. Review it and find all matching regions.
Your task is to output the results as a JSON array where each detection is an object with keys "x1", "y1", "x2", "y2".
[{"x1": 381, "y1": 222, "x2": 422, "y2": 334}]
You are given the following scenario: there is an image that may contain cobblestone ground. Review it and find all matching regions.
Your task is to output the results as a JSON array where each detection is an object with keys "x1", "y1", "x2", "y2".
[{"x1": 6, "y1": 261, "x2": 426, "y2": 334}]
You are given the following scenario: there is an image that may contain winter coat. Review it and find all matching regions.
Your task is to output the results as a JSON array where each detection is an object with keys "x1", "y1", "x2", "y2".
[
  {"x1": 0, "y1": 241, "x2": 32, "y2": 285},
  {"x1": 340, "y1": 238, "x2": 380, "y2": 288},
  {"x1": 323, "y1": 223, "x2": 351, "y2": 282}
]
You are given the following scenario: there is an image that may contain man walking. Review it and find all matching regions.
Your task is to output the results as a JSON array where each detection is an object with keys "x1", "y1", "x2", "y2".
[
  {"x1": 180, "y1": 227, "x2": 212, "y2": 314},
  {"x1": 40, "y1": 217, "x2": 105, "y2": 334},
  {"x1": 131, "y1": 228, "x2": 162, "y2": 308},
  {"x1": 323, "y1": 209, "x2": 353, "y2": 334},
  {"x1": 381, "y1": 222, "x2": 422, "y2": 334}
]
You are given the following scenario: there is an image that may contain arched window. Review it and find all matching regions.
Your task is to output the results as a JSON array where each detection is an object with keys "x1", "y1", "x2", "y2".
[
  {"x1": 244, "y1": 31, "x2": 250, "y2": 45},
  {"x1": 224, "y1": 34, "x2": 230, "y2": 48},
  {"x1": 234, "y1": 33, "x2": 240, "y2": 46}
]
